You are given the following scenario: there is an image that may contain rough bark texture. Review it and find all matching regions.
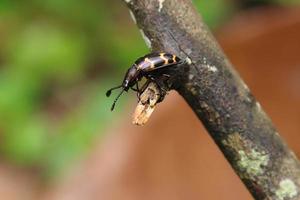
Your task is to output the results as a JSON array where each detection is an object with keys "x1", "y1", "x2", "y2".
[{"x1": 123, "y1": 0, "x2": 300, "y2": 199}]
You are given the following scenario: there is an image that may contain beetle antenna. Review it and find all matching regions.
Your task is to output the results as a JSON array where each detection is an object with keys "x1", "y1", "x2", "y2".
[
  {"x1": 106, "y1": 85, "x2": 122, "y2": 97},
  {"x1": 167, "y1": 30, "x2": 188, "y2": 60},
  {"x1": 111, "y1": 89, "x2": 125, "y2": 111}
]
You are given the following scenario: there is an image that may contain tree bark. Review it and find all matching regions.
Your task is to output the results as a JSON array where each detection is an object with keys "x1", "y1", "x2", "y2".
[{"x1": 123, "y1": 0, "x2": 300, "y2": 199}]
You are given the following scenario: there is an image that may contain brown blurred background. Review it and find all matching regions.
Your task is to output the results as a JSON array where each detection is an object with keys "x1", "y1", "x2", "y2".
[{"x1": 0, "y1": 0, "x2": 299, "y2": 200}]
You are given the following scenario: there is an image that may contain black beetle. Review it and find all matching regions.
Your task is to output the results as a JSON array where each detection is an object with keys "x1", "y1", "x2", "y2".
[{"x1": 106, "y1": 52, "x2": 183, "y2": 111}]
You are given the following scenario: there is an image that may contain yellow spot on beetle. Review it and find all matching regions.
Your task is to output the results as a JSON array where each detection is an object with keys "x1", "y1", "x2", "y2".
[
  {"x1": 172, "y1": 55, "x2": 176, "y2": 63},
  {"x1": 145, "y1": 58, "x2": 155, "y2": 69},
  {"x1": 159, "y1": 53, "x2": 168, "y2": 64}
]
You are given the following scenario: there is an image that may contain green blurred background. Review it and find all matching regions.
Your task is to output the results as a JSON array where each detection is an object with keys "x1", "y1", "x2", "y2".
[{"x1": 0, "y1": 0, "x2": 299, "y2": 179}]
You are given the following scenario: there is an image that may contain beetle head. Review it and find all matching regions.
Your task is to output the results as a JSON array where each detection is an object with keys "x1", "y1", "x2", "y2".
[
  {"x1": 122, "y1": 66, "x2": 139, "y2": 90},
  {"x1": 106, "y1": 65, "x2": 139, "y2": 111}
]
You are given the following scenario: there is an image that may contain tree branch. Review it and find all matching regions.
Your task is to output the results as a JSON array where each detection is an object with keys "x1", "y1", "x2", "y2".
[{"x1": 124, "y1": 0, "x2": 300, "y2": 199}]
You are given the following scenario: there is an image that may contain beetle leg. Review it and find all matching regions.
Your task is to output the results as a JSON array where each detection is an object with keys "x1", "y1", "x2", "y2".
[
  {"x1": 136, "y1": 81, "x2": 141, "y2": 100},
  {"x1": 130, "y1": 86, "x2": 140, "y2": 100},
  {"x1": 147, "y1": 75, "x2": 167, "y2": 95},
  {"x1": 131, "y1": 87, "x2": 138, "y2": 92},
  {"x1": 140, "y1": 79, "x2": 150, "y2": 92},
  {"x1": 162, "y1": 73, "x2": 170, "y2": 78},
  {"x1": 136, "y1": 81, "x2": 140, "y2": 92}
]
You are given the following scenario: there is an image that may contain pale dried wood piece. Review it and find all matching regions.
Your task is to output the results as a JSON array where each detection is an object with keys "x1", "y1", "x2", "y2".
[{"x1": 132, "y1": 82, "x2": 161, "y2": 126}]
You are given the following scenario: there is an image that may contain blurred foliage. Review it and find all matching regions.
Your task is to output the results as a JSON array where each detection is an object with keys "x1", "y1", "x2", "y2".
[
  {"x1": 275, "y1": 0, "x2": 300, "y2": 5},
  {"x1": 0, "y1": 0, "x2": 299, "y2": 178},
  {"x1": 0, "y1": 0, "x2": 144, "y2": 177},
  {"x1": 193, "y1": 0, "x2": 235, "y2": 28}
]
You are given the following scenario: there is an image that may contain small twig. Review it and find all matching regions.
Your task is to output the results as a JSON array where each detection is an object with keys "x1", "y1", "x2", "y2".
[{"x1": 132, "y1": 82, "x2": 163, "y2": 125}]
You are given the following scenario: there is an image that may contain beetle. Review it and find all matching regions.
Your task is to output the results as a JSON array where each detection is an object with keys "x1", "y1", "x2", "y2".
[{"x1": 106, "y1": 52, "x2": 183, "y2": 111}]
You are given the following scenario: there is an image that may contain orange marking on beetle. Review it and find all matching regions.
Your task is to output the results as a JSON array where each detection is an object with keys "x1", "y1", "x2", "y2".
[
  {"x1": 172, "y1": 55, "x2": 177, "y2": 63},
  {"x1": 145, "y1": 57, "x2": 155, "y2": 68},
  {"x1": 137, "y1": 63, "x2": 143, "y2": 69},
  {"x1": 159, "y1": 53, "x2": 168, "y2": 64},
  {"x1": 137, "y1": 61, "x2": 147, "y2": 69}
]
